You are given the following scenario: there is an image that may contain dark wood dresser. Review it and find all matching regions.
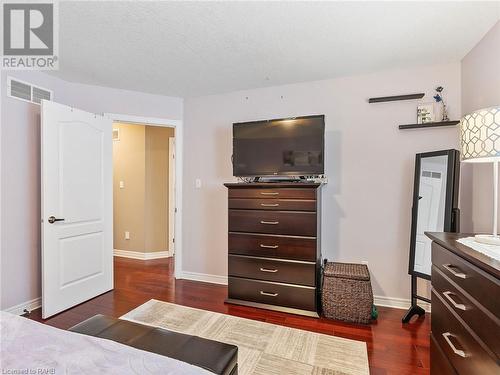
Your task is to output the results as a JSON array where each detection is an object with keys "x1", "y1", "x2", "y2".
[
  {"x1": 224, "y1": 182, "x2": 322, "y2": 317},
  {"x1": 427, "y1": 232, "x2": 500, "y2": 375}
]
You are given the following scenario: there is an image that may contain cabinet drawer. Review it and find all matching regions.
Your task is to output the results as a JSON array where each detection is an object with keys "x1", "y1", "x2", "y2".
[
  {"x1": 229, "y1": 210, "x2": 316, "y2": 236},
  {"x1": 431, "y1": 290, "x2": 498, "y2": 375},
  {"x1": 432, "y1": 265, "x2": 500, "y2": 360},
  {"x1": 432, "y1": 242, "x2": 500, "y2": 319},
  {"x1": 431, "y1": 334, "x2": 458, "y2": 375},
  {"x1": 228, "y1": 277, "x2": 316, "y2": 311},
  {"x1": 229, "y1": 255, "x2": 316, "y2": 286},
  {"x1": 228, "y1": 233, "x2": 316, "y2": 261},
  {"x1": 228, "y1": 188, "x2": 316, "y2": 200},
  {"x1": 229, "y1": 198, "x2": 316, "y2": 212}
]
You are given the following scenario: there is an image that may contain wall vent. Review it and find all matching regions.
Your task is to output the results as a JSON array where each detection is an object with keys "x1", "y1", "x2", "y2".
[{"x1": 7, "y1": 76, "x2": 53, "y2": 105}]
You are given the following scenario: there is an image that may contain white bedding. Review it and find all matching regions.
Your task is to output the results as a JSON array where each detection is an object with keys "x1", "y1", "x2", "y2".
[{"x1": 0, "y1": 311, "x2": 210, "y2": 374}]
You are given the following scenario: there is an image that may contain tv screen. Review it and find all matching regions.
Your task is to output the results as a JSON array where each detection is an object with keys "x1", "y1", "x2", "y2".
[{"x1": 232, "y1": 115, "x2": 325, "y2": 177}]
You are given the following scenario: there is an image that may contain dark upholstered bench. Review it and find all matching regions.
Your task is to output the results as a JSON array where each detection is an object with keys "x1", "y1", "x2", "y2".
[{"x1": 69, "y1": 314, "x2": 238, "y2": 375}]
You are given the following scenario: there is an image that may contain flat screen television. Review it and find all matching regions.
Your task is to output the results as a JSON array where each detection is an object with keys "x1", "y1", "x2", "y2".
[{"x1": 232, "y1": 115, "x2": 325, "y2": 177}]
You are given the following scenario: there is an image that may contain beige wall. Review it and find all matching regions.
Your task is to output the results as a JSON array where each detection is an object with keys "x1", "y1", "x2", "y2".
[
  {"x1": 113, "y1": 123, "x2": 174, "y2": 253},
  {"x1": 146, "y1": 126, "x2": 175, "y2": 252},
  {"x1": 461, "y1": 21, "x2": 500, "y2": 234},
  {"x1": 113, "y1": 123, "x2": 146, "y2": 251}
]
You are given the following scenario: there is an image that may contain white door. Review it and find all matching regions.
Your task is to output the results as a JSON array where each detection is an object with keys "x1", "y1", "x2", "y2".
[{"x1": 41, "y1": 100, "x2": 113, "y2": 318}]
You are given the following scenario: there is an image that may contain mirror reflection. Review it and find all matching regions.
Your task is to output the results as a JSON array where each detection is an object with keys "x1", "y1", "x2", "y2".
[{"x1": 414, "y1": 155, "x2": 448, "y2": 276}]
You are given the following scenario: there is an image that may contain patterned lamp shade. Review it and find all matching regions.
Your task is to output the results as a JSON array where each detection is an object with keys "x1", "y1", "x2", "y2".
[{"x1": 460, "y1": 106, "x2": 500, "y2": 163}]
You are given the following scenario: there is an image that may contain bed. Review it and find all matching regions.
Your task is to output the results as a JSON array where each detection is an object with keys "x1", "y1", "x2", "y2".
[{"x1": 0, "y1": 311, "x2": 217, "y2": 374}]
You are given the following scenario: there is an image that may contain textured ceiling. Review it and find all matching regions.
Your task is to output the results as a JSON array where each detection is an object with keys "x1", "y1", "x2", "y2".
[{"x1": 51, "y1": 1, "x2": 500, "y2": 97}]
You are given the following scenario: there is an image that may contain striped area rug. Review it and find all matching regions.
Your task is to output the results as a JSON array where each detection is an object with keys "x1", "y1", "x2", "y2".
[{"x1": 121, "y1": 299, "x2": 369, "y2": 375}]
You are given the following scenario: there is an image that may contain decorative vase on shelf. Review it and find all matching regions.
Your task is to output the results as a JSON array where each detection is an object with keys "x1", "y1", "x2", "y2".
[{"x1": 434, "y1": 86, "x2": 449, "y2": 122}]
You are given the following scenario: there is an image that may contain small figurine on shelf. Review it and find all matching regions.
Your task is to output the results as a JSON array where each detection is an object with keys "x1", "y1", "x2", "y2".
[{"x1": 433, "y1": 86, "x2": 449, "y2": 121}]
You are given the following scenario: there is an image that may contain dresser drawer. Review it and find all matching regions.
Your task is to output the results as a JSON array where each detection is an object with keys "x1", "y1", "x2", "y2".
[
  {"x1": 228, "y1": 233, "x2": 316, "y2": 261},
  {"x1": 431, "y1": 290, "x2": 499, "y2": 375},
  {"x1": 229, "y1": 210, "x2": 316, "y2": 236},
  {"x1": 228, "y1": 277, "x2": 316, "y2": 311},
  {"x1": 229, "y1": 198, "x2": 316, "y2": 212},
  {"x1": 229, "y1": 255, "x2": 316, "y2": 286},
  {"x1": 432, "y1": 265, "x2": 500, "y2": 360},
  {"x1": 431, "y1": 334, "x2": 458, "y2": 375},
  {"x1": 228, "y1": 188, "x2": 316, "y2": 200},
  {"x1": 432, "y1": 242, "x2": 500, "y2": 319}
]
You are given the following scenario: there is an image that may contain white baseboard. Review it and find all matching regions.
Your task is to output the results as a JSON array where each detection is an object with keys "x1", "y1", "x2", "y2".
[
  {"x1": 178, "y1": 271, "x2": 228, "y2": 285},
  {"x1": 374, "y1": 295, "x2": 431, "y2": 312},
  {"x1": 2, "y1": 275, "x2": 427, "y2": 317},
  {"x1": 113, "y1": 249, "x2": 171, "y2": 260},
  {"x1": 177, "y1": 271, "x2": 431, "y2": 312},
  {"x1": 3, "y1": 297, "x2": 41, "y2": 315}
]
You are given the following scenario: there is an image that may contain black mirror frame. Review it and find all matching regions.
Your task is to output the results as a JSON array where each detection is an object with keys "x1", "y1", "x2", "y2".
[{"x1": 407, "y1": 149, "x2": 461, "y2": 281}]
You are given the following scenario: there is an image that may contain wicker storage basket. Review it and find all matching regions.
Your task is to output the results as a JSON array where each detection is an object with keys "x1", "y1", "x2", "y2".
[{"x1": 322, "y1": 262, "x2": 374, "y2": 324}]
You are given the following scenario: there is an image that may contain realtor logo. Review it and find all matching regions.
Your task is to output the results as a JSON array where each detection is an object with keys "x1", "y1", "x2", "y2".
[{"x1": 2, "y1": 1, "x2": 58, "y2": 69}]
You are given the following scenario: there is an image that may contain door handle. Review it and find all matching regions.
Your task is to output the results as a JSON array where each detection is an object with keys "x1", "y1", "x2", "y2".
[
  {"x1": 260, "y1": 220, "x2": 279, "y2": 225},
  {"x1": 260, "y1": 267, "x2": 278, "y2": 273},
  {"x1": 443, "y1": 264, "x2": 467, "y2": 279},
  {"x1": 260, "y1": 192, "x2": 279, "y2": 196},
  {"x1": 260, "y1": 203, "x2": 279, "y2": 207},
  {"x1": 442, "y1": 291, "x2": 466, "y2": 311},
  {"x1": 442, "y1": 332, "x2": 466, "y2": 358},
  {"x1": 260, "y1": 244, "x2": 279, "y2": 249},
  {"x1": 260, "y1": 291, "x2": 278, "y2": 297},
  {"x1": 48, "y1": 216, "x2": 65, "y2": 224}
]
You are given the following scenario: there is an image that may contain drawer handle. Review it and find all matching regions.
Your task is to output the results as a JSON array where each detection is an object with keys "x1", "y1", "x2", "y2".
[
  {"x1": 261, "y1": 203, "x2": 279, "y2": 207},
  {"x1": 442, "y1": 332, "x2": 466, "y2": 358},
  {"x1": 260, "y1": 220, "x2": 279, "y2": 225},
  {"x1": 261, "y1": 192, "x2": 279, "y2": 196},
  {"x1": 443, "y1": 264, "x2": 467, "y2": 279},
  {"x1": 260, "y1": 244, "x2": 279, "y2": 249},
  {"x1": 260, "y1": 267, "x2": 278, "y2": 273},
  {"x1": 443, "y1": 291, "x2": 466, "y2": 311},
  {"x1": 260, "y1": 291, "x2": 278, "y2": 297}
]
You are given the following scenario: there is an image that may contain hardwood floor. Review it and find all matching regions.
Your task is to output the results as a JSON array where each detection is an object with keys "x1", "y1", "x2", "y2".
[{"x1": 28, "y1": 257, "x2": 430, "y2": 375}]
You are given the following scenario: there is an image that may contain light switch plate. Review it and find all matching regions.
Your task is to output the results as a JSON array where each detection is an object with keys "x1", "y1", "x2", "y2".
[
  {"x1": 195, "y1": 178, "x2": 202, "y2": 188},
  {"x1": 125, "y1": 231, "x2": 130, "y2": 240},
  {"x1": 119, "y1": 181, "x2": 124, "y2": 189}
]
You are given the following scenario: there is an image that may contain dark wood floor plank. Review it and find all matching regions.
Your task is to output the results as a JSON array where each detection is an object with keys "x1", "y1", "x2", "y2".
[{"x1": 28, "y1": 257, "x2": 430, "y2": 374}]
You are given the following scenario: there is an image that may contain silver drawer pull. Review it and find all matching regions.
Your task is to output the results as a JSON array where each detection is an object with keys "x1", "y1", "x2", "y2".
[
  {"x1": 261, "y1": 203, "x2": 279, "y2": 207},
  {"x1": 260, "y1": 192, "x2": 279, "y2": 195},
  {"x1": 443, "y1": 291, "x2": 466, "y2": 311},
  {"x1": 260, "y1": 220, "x2": 279, "y2": 225},
  {"x1": 260, "y1": 291, "x2": 278, "y2": 297},
  {"x1": 442, "y1": 332, "x2": 466, "y2": 358},
  {"x1": 260, "y1": 267, "x2": 278, "y2": 273},
  {"x1": 443, "y1": 264, "x2": 467, "y2": 279},
  {"x1": 260, "y1": 244, "x2": 279, "y2": 249}
]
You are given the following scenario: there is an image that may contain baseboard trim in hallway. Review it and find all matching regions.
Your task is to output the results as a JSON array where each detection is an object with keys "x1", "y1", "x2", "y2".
[{"x1": 113, "y1": 249, "x2": 171, "y2": 260}]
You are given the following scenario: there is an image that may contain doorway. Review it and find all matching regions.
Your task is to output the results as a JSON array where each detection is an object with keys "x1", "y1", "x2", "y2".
[
  {"x1": 112, "y1": 122, "x2": 176, "y2": 262},
  {"x1": 40, "y1": 102, "x2": 183, "y2": 318}
]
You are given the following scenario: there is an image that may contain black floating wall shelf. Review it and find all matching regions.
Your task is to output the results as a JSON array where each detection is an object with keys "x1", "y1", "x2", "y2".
[
  {"x1": 399, "y1": 121, "x2": 460, "y2": 130},
  {"x1": 368, "y1": 93, "x2": 425, "y2": 103}
]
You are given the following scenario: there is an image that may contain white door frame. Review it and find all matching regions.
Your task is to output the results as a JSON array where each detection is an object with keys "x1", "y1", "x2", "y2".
[
  {"x1": 168, "y1": 137, "x2": 175, "y2": 256},
  {"x1": 105, "y1": 113, "x2": 183, "y2": 279}
]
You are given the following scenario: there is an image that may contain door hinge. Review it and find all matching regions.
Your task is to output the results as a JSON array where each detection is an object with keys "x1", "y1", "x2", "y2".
[
  {"x1": 175, "y1": 208, "x2": 177, "y2": 213},
  {"x1": 173, "y1": 238, "x2": 175, "y2": 243}
]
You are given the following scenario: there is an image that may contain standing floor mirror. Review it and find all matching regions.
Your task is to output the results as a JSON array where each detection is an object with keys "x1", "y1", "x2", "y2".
[{"x1": 402, "y1": 149, "x2": 460, "y2": 323}]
